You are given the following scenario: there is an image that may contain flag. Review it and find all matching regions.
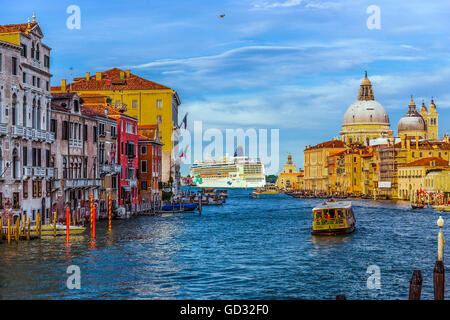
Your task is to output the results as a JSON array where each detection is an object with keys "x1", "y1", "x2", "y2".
[
  {"x1": 180, "y1": 145, "x2": 189, "y2": 158},
  {"x1": 182, "y1": 113, "x2": 188, "y2": 129}
]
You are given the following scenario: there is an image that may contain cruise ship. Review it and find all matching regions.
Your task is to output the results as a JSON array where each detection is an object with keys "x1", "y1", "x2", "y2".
[{"x1": 190, "y1": 155, "x2": 266, "y2": 188}]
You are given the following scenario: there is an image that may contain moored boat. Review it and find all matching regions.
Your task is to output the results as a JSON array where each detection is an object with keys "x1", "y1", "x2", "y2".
[
  {"x1": 161, "y1": 203, "x2": 199, "y2": 212},
  {"x1": 249, "y1": 192, "x2": 259, "y2": 199},
  {"x1": 411, "y1": 203, "x2": 425, "y2": 209},
  {"x1": 30, "y1": 224, "x2": 86, "y2": 237},
  {"x1": 311, "y1": 200, "x2": 356, "y2": 236}
]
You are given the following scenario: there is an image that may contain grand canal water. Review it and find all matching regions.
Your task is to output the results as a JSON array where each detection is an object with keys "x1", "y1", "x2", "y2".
[{"x1": 0, "y1": 188, "x2": 448, "y2": 300}]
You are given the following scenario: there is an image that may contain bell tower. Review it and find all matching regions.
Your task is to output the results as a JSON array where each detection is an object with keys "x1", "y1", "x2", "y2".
[{"x1": 427, "y1": 98, "x2": 438, "y2": 139}]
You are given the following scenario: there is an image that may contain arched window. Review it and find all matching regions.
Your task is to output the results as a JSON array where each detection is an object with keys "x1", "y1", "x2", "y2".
[
  {"x1": 32, "y1": 98, "x2": 36, "y2": 129},
  {"x1": 0, "y1": 148, "x2": 3, "y2": 177},
  {"x1": 37, "y1": 100, "x2": 41, "y2": 130},
  {"x1": 31, "y1": 42, "x2": 35, "y2": 59},
  {"x1": 36, "y1": 44, "x2": 40, "y2": 61},
  {"x1": 12, "y1": 148, "x2": 19, "y2": 180},
  {"x1": 63, "y1": 157, "x2": 67, "y2": 179},
  {"x1": 11, "y1": 94, "x2": 17, "y2": 126},
  {"x1": 22, "y1": 96, "x2": 27, "y2": 127}
]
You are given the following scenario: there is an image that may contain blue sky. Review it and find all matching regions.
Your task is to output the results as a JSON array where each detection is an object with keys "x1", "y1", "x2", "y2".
[{"x1": 3, "y1": 0, "x2": 450, "y2": 175}]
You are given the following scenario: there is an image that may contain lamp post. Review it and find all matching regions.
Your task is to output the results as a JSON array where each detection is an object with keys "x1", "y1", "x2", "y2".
[{"x1": 434, "y1": 216, "x2": 445, "y2": 300}]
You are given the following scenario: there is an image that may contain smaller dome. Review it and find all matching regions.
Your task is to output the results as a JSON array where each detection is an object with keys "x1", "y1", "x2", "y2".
[{"x1": 398, "y1": 96, "x2": 426, "y2": 133}]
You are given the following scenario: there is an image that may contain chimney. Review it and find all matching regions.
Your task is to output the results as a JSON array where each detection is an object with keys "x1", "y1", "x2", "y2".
[
  {"x1": 96, "y1": 72, "x2": 102, "y2": 81},
  {"x1": 125, "y1": 70, "x2": 130, "y2": 78},
  {"x1": 415, "y1": 136, "x2": 419, "y2": 149},
  {"x1": 120, "y1": 71, "x2": 125, "y2": 79},
  {"x1": 86, "y1": 72, "x2": 90, "y2": 80},
  {"x1": 61, "y1": 79, "x2": 66, "y2": 92}
]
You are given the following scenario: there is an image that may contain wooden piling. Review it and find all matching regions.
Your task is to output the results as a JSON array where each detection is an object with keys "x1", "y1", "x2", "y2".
[
  {"x1": 27, "y1": 217, "x2": 30, "y2": 241},
  {"x1": 108, "y1": 193, "x2": 111, "y2": 232},
  {"x1": 7, "y1": 217, "x2": 11, "y2": 244},
  {"x1": 336, "y1": 295, "x2": 346, "y2": 300},
  {"x1": 433, "y1": 260, "x2": 445, "y2": 300},
  {"x1": 53, "y1": 211, "x2": 57, "y2": 237},
  {"x1": 408, "y1": 270, "x2": 422, "y2": 300},
  {"x1": 37, "y1": 212, "x2": 41, "y2": 238},
  {"x1": 0, "y1": 217, "x2": 2, "y2": 242},
  {"x1": 15, "y1": 216, "x2": 20, "y2": 243}
]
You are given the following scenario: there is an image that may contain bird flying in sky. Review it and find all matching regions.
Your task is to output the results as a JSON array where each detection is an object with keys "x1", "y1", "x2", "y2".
[{"x1": 219, "y1": 14, "x2": 225, "y2": 18}]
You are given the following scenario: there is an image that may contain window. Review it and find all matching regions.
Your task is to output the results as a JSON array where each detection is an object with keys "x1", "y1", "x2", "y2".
[
  {"x1": 37, "y1": 78, "x2": 40, "y2": 88},
  {"x1": 46, "y1": 181, "x2": 51, "y2": 197},
  {"x1": 32, "y1": 76, "x2": 36, "y2": 86},
  {"x1": 141, "y1": 160, "x2": 147, "y2": 173},
  {"x1": 23, "y1": 181, "x2": 28, "y2": 198},
  {"x1": 50, "y1": 119, "x2": 57, "y2": 138},
  {"x1": 132, "y1": 100, "x2": 138, "y2": 109},
  {"x1": 157, "y1": 115, "x2": 162, "y2": 124},
  {"x1": 62, "y1": 121, "x2": 69, "y2": 140},
  {"x1": 156, "y1": 99, "x2": 162, "y2": 109},
  {"x1": 13, "y1": 193, "x2": 19, "y2": 209},
  {"x1": 44, "y1": 55, "x2": 50, "y2": 68},
  {"x1": 23, "y1": 72, "x2": 26, "y2": 83},
  {"x1": 84, "y1": 124, "x2": 88, "y2": 141},
  {"x1": 141, "y1": 145, "x2": 147, "y2": 155},
  {"x1": 32, "y1": 181, "x2": 37, "y2": 198},
  {"x1": 74, "y1": 100, "x2": 79, "y2": 112},
  {"x1": 0, "y1": 53, "x2": 2, "y2": 72},
  {"x1": 12, "y1": 57, "x2": 17, "y2": 75},
  {"x1": 141, "y1": 181, "x2": 148, "y2": 191},
  {"x1": 93, "y1": 126, "x2": 98, "y2": 142},
  {"x1": 46, "y1": 81, "x2": 49, "y2": 91},
  {"x1": 21, "y1": 44, "x2": 27, "y2": 57},
  {"x1": 111, "y1": 126, "x2": 117, "y2": 138},
  {"x1": 23, "y1": 146, "x2": 28, "y2": 166}
]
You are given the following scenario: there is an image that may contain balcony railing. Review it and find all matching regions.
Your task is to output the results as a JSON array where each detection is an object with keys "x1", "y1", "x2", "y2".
[
  {"x1": 0, "y1": 123, "x2": 8, "y2": 136},
  {"x1": 32, "y1": 167, "x2": 46, "y2": 178},
  {"x1": 128, "y1": 179, "x2": 137, "y2": 187},
  {"x1": 65, "y1": 178, "x2": 101, "y2": 189},
  {"x1": 47, "y1": 167, "x2": 55, "y2": 178},
  {"x1": 13, "y1": 125, "x2": 25, "y2": 138},
  {"x1": 112, "y1": 164, "x2": 122, "y2": 174},
  {"x1": 100, "y1": 164, "x2": 111, "y2": 174},
  {"x1": 69, "y1": 140, "x2": 82, "y2": 148},
  {"x1": 23, "y1": 166, "x2": 32, "y2": 178}
]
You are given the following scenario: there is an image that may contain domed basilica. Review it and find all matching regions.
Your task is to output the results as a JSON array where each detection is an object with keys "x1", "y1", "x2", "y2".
[{"x1": 340, "y1": 72, "x2": 439, "y2": 145}]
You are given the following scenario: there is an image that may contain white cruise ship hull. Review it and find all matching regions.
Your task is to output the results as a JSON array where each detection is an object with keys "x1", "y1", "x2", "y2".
[{"x1": 194, "y1": 176, "x2": 265, "y2": 189}]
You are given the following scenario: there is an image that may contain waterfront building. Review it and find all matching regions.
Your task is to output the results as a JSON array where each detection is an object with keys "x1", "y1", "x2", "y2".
[
  {"x1": 340, "y1": 72, "x2": 393, "y2": 145},
  {"x1": 78, "y1": 93, "x2": 121, "y2": 218},
  {"x1": 138, "y1": 129, "x2": 163, "y2": 210},
  {"x1": 398, "y1": 157, "x2": 449, "y2": 200},
  {"x1": 276, "y1": 154, "x2": 303, "y2": 190},
  {"x1": 303, "y1": 139, "x2": 346, "y2": 192},
  {"x1": 0, "y1": 16, "x2": 55, "y2": 224},
  {"x1": 425, "y1": 168, "x2": 450, "y2": 195},
  {"x1": 107, "y1": 108, "x2": 139, "y2": 216},
  {"x1": 50, "y1": 92, "x2": 100, "y2": 222},
  {"x1": 51, "y1": 68, "x2": 181, "y2": 192}
]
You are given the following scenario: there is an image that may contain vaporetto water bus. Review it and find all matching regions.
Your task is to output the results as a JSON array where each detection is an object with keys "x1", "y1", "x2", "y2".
[
  {"x1": 311, "y1": 200, "x2": 356, "y2": 236},
  {"x1": 190, "y1": 155, "x2": 266, "y2": 188}
]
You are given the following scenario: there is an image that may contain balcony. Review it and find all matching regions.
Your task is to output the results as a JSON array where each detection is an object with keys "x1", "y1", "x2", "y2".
[
  {"x1": 23, "y1": 166, "x2": 32, "y2": 179},
  {"x1": 69, "y1": 139, "x2": 82, "y2": 148},
  {"x1": 12, "y1": 125, "x2": 25, "y2": 138},
  {"x1": 112, "y1": 164, "x2": 122, "y2": 174},
  {"x1": 128, "y1": 179, "x2": 137, "y2": 188},
  {"x1": 47, "y1": 167, "x2": 55, "y2": 178},
  {"x1": 100, "y1": 164, "x2": 111, "y2": 174},
  {"x1": 46, "y1": 132, "x2": 55, "y2": 143},
  {"x1": 65, "y1": 178, "x2": 101, "y2": 189},
  {"x1": 0, "y1": 123, "x2": 8, "y2": 136},
  {"x1": 32, "y1": 167, "x2": 46, "y2": 178}
]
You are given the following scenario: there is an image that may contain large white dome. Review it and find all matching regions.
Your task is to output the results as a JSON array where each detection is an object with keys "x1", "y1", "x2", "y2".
[{"x1": 343, "y1": 100, "x2": 390, "y2": 126}]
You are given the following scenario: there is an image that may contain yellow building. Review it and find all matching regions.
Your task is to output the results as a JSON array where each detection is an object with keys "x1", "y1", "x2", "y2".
[
  {"x1": 398, "y1": 157, "x2": 449, "y2": 200},
  {"x1": 304, "y1": 139, "x2": 346, "y2": 192},
  {"x1": 276, "y1": 155, "x2": 303, "y2": 190},
  {"x1": 425, "y1": 169, "x2": 450, "y2": 194},
  {"x1": 340, "y1": 72, "x2": 393, "y2": 145},
  {"x1": 51, "y1": 68, "x2": 181, "y2": 187}
]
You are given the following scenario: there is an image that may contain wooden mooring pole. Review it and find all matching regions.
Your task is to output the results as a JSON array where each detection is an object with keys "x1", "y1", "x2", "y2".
[{"x1": 408, "y1": 270, "x2": 422, "y2": 300}]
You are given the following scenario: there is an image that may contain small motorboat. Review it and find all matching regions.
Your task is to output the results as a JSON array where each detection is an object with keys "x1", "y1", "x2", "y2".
[
  {"x1": 411, "y1": 203, "x2": 425, "y2": 209},
  {"x1": 249, "y1": 192, "x2": 259, "y2": 199},
  {"x1": 254, "y1": 186, "x2": 281, "y2": 195},
  {"x1": 216, "y1": 189, "x2": 229, "y2": 198},
  {"x1": 311, "y1": 200, "x2": 356, "y2": 236}
]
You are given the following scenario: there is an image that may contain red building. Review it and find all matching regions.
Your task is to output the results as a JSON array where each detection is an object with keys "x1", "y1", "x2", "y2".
[
  {"x1": 108, "y1": 111, "x2": 139, "y2": 216},
  {"x1": 138, "y1": 125, "x2": 163, "y2": 210}
]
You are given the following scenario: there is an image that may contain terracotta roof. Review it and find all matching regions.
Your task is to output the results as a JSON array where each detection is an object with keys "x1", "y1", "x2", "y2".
[
  {"x1": 0, "y1": 22, "x2": 38, "y2": 34},
  {"x1": 80, "y1": 105, "x2": 108, "y2": 118},
  {"x1": 61, "y1": 68, "x2": 171, "y2": 91},
  {"x1": 305, "y1": 140, "x2": 346, "y2": 151},
  {"x1": 52, "y1": 92, "x2": 76, "y2": 100},
  {"x1": 401, "y1": 157, "x2": 449, "y2": 167},
  {"x1": 51, "y1": 103, "x2": 68, "y2": 112}
]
